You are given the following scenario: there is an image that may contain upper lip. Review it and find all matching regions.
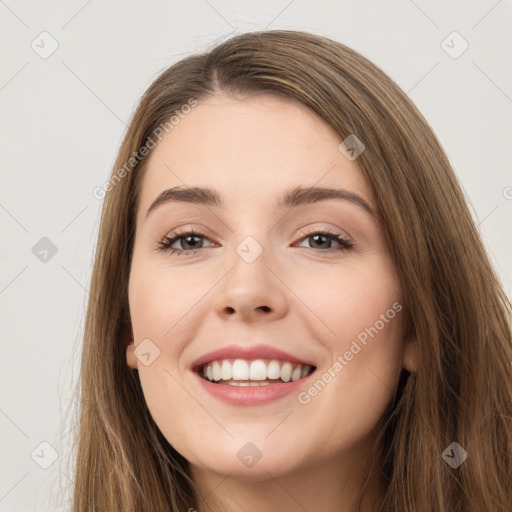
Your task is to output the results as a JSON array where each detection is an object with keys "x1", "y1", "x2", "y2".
[{"x1": 191, "y1": 344, "x2": 316, "y2": 370}]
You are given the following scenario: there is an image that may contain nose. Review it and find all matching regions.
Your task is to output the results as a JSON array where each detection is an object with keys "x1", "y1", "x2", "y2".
[{"x1": 214, "y1": 250, "x2": 288, "y2": 323}]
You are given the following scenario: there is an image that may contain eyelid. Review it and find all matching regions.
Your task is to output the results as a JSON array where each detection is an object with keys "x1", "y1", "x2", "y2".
[
  {"x1": 296, "y1": 224, "x2": 353, "y2": 242},
  {"x1": 158, "y1": 223, "x2": 352, "y2": 244}
]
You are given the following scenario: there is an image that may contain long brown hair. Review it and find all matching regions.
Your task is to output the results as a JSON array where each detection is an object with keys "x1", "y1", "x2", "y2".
[{"x1": 65, "y1": 29, "x2": 512, "y2": 511}]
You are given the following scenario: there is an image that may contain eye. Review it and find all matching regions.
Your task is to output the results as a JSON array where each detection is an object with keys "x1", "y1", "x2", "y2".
[
  {"x1": 156, "y1": 228, "x2": 354, "y2": 256},
  {"x1": 295, "y1": 229, "x2": 354, "y2": 254},
  {"x1": 156, "y1": 229, "x2": 215, "y2": 256}
]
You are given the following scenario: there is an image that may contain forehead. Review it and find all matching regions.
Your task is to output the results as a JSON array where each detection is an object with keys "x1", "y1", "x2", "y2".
[{"x1": 137, "y1": 93, "x2": 373, "y2": 216}]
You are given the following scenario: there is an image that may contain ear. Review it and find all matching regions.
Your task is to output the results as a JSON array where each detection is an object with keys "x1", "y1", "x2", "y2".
[
  {"x1": 126, "y1": 333, "x2": 138, "y2": 369},
  {"x1": 402, "y1": 338, "x2": 419, "y2": 372}
]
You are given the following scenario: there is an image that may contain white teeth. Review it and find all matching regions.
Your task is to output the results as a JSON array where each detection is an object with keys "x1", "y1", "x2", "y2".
[
  {"x1": 291, "y1": 365, "x2": 302, "y2": 381},
  {"x1": 249, "y1": 359, "x2": 267, "y2": 380},
  {"x1": 232, "y1": 359, "x2": 250, "y2": 380},
  {"x1": 267, "y1": 360, "x2": 281, "y2": 379},
  {"x1": 221, "y1": 360, "x2": 232, "y2": 380},
  {"x1": 280, "y1": 362, "x2": 293, "y2": 382},
  {"x1": 212, "y1": 361, "x2": 222, "y2": 381},
  {"x1": 200, "y1": 358, "x2": 314, "y2": 384}
]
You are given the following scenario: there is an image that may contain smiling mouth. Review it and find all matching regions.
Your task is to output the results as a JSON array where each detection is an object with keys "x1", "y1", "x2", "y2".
[{"x1": 197, "y1": 358, "x2": 316, "y2": 386}]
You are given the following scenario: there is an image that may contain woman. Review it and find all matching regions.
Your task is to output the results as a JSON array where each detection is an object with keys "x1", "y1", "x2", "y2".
[{"x1": 70, "y1": 30, "x2": 512, "y2": 511}]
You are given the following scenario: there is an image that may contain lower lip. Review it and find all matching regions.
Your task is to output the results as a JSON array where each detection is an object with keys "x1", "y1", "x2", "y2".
[{"x1": 192, "y1": 371, "x2": 315, "y2": 406}]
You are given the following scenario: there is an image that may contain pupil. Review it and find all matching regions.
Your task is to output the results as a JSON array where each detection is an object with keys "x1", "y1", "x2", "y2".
[
  {"x1": 311, "y1": 234, "x2": 329, "y2": 249},
  {"x1": 184, "y1": 236, "x2": 201, "y2": 249}
]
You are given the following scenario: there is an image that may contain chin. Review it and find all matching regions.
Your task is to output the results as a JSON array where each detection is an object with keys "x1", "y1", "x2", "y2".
[{"x1": 181, "y1": 435, "x2": 309, "y2": 480}]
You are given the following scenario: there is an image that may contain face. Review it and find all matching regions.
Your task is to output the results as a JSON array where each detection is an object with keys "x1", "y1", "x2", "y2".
[{"x1": 127, "y1": 93, "x2": 416, "y2": 483}]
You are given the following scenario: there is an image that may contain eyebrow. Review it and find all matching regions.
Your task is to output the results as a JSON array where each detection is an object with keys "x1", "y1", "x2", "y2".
[{"x1": 145, "y1": 185, "x2": 377, "y2": 220}]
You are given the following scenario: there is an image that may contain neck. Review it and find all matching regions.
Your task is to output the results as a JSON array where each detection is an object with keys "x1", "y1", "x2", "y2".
[{"x1": 189, "y1": 450, "x2": 385, "y2": 512}]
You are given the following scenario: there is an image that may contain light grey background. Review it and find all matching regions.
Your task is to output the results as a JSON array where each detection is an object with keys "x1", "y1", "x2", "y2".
[{"x1": 1, "y1": 1, "x2": 511, "y2": 510}]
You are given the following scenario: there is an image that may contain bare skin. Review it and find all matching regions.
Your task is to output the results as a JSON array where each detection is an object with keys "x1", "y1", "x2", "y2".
[{"x1": 126, "y1": 93, "x2": 417, "y2": 512}]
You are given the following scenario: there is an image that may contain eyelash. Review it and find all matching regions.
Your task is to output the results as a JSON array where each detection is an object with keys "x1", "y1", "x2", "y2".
[{"x1": 156, "y1": 228, "x2": 354, "y2": 256}]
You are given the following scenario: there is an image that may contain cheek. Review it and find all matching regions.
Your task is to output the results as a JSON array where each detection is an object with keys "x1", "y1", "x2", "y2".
[
  {"x1": 294, "y1": 258, "x2": 404, "y2": 429},
  {"x1": 295, "y1": 255, "x2": 401, "y2": 347},
  {"x1": 128, "y1": 259, "x2": 210, "y2": 345},
  {"x1": 128, "y1": 260, "x2": 216, "y2": 434}
]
